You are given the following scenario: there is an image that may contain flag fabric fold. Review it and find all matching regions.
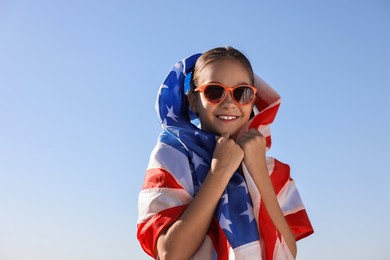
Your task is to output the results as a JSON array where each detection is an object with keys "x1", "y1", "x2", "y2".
[{"x1": 137, "y1": 53, "x2": 313, "y2": 259}]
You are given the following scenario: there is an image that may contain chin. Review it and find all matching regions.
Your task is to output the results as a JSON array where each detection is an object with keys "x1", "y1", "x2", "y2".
[{"x1": 216, "y1": 129, "x2": 240, "y2": 138}]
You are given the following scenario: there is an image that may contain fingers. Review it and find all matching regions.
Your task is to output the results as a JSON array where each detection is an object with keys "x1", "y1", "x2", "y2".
[
  {"x1": 238, "y1": 129, "x2": 260, "y2": 140},
  {"x1": 212, "y1": 133, "x2": 244, "y2": 176},
  {"x1": 247, "y1": 128, "x2": 263, "y2": 136},
  {"x1": 237, "y1": 128, "x2": 266, "y2": 149},
  {"x1": 217, "y1": 133, "x2": 230, "y2": 143}
]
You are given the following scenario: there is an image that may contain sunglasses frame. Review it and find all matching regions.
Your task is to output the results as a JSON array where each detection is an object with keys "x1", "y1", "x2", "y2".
[{"x1": 193, "y1": 83, "x2": 257, "y2": 105}]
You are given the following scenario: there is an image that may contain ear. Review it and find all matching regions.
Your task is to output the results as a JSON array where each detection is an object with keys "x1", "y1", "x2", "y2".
[{"x1": 187, "y1": 91, "x2": 198, "y2": 113}]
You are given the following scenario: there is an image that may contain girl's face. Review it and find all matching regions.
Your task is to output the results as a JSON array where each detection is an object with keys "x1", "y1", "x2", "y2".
[{"x1": 188, "y1": 59, "x2": 255, "y2": 138}]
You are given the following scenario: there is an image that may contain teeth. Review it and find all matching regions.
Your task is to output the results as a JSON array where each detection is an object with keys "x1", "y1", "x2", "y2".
[{"x1": 218, "y1": 115, "x2": 237, "y2": 120}]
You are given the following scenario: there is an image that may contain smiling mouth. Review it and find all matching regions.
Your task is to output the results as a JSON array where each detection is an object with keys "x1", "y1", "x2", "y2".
[{"x1": 217, "y1": 115, "x2": 239, "y2": 120}]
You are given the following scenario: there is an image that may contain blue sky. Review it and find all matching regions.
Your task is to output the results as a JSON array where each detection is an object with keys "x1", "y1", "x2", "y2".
[{"x1": 0, "y1": 1, "x2": 389, "y2": 259}]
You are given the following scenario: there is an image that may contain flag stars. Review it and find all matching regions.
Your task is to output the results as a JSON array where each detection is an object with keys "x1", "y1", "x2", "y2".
[
  {"x1": 220, "y1": 193, "x2": 229, "y2": 205},
  {"x1": 219, "y1": 213, "x2": 233, "y2": 233},
  {"x1": 192, "y1": 152, "x2": 207, "y2": 170},
  {"x1": 166, "y1": 105, "x2": 179, "y2": 122},
  {"x1": 238, "y1": 181, "x2": 249, "y2": 194},
  {"x1": 240, "y1": 202, "x2": 255, "y2": 222},
  {"x1": 194, "y1": 130, "x2": 208, "y2": 140}
]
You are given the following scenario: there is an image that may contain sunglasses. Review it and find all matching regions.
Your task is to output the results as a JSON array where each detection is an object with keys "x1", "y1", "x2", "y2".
[{"x1": 193, "y1": 83, "x2": 257, "y2": 105}]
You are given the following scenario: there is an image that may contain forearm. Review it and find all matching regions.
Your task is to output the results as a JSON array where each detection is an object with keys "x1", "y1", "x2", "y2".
[
  {"x1": 157, "y1": 169, "x2": 231, "y2": 260},
  {"x1": 247, "y1": 161, "x2": 297, "y2": 258}
]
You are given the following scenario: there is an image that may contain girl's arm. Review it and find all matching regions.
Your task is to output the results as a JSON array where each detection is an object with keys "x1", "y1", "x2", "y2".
[
  {"x1": 156, "y1": 134, "x2": 244, "y2": 260},
  {"x1": 237, "y1": 129, "x2": 297, "y2": 258}
]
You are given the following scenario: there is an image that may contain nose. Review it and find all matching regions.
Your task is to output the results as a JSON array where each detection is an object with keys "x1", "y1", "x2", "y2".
[{"x1": 220, "y1": 91, "x2": 236, "y2": 109}]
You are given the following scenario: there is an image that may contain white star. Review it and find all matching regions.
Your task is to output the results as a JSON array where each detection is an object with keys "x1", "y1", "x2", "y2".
[
  {"x1": 166, "y1": 105, "x2": 179, "y2": 122},
  {"x1": 240, "y1": 202, "x2": 255, "y2": 222},
  {"x1": 238, "y1": 181, "x2": 248, "y2": 194},
  {"x1": 220, "y1": 193, "x2": 228, "y2": 205},
  {"x1": 192, "y1": 151, "x2": 207, "y2": 170},
  {"x1": 219, "y1": 213, "x2": 232, "y2": 233}
]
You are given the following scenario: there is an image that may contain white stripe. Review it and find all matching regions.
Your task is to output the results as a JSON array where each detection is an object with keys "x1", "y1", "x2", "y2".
[
  {"x1": 229, "y1": 241, "x2": 263, "y2": 260},
  {"x1": 253, "y1": 104, "x2": 260, "y2": 115},
  {"x1": 148, "y1": 142, "x2": 194, "y2": 195},
  {"x1": 244, "y1": 155, "x2": 304, "y2": 216},
  {"x1": 266, "y1": 157, "x2": 275, "y2": 176},
  {"x1": 277, "y1": 180, "x2": 305, "y2": 216},
  {"x1": 257, "y1": 124, "x2": 271, "y2": 138},
  {"x1": 272, "y1": 235, "x2": 294, "y2": 260},
  {"x1": 137, "y1": 188, "x2": 192, "y2": 223}
]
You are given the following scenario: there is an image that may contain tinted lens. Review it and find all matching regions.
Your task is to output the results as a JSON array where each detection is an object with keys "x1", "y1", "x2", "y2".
[
  {"x1": 204, "y1": 85, "x2": 225, "y2": 103},
  {"x1": 233, "y1": 86, "x2": 255, "y2": 104}
]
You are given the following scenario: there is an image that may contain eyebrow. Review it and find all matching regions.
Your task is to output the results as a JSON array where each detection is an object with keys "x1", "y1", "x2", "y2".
[{"x1": 205, "y1": 81, "x2": 251, "y2": 86}]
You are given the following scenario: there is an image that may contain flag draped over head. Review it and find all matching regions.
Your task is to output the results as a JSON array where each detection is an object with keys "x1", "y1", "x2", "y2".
[{"x1": 137, "y1": 53, "x2": 314, "y2": 259}]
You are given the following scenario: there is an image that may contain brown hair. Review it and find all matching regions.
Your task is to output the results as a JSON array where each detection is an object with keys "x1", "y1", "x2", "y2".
[{"x1": 191, "y1": 46, "x2": 254, "y2": 90}]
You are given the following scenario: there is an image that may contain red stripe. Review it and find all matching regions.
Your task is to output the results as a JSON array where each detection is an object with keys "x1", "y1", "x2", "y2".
[
  {"x1": 270, "y1": 159, "x2": 291, "y2": 194},
  {"x1": 258, "y1": 201, "x2": 278, "y2": 260},
  {"x1": 255, "y1": 92, "x2": 280, "y2": 112},
  {"x1": 143, "y1": 168, "x2": 183, "y2": 190},
  {"x1": 258, "y1": 159, "x2": 293, "y2": 259},
  {"x1": 270, "y1": 159, "x2": 314, "y2": 241},
  {"x1": 208, "y1": 217, "x2": 229, "y2": 260},
  {"x1": 285, "y1": 209, "x2": 314, "y2": 241},
  {"x1": 249, "y1": 104, "x2": 280, "y2": 148},
  {"x1": 265, "y1": 135, "x2": 272, "y2": 149},
  {"x1": 137, "y1": 205, "x2": 232, "y2": 259},
  {"x1": 258, "y1": 159, "x2": 314, "y2": 259},
  {"x1": 137, "y1": 204, "x2": 188, "y2": 258},
  {"x1": 250, "y1": 103, "x2": 280, "y2": 129}
]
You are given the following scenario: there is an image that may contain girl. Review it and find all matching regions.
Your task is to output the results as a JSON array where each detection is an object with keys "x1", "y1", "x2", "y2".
[{"x1": 137, "y1": 47, "x2": 313, "y2": 259}]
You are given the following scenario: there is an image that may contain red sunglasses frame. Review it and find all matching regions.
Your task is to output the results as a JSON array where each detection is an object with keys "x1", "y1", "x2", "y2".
[{"x1": 194, "y1": 83, "x2": 257, "y2": 105}]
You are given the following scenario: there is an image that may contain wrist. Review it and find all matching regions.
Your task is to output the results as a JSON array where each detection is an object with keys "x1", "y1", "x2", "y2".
[
  {"x1": 208, "y1": 167, "x2": 233, "y2": 184},
  {"x1": 244, "y1": 154, "x2": 267, "y2": 173}
]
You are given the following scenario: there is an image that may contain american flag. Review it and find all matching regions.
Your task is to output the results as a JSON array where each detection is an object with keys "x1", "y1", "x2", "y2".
[{"x1": 137, "y1": 53, "x2": 314, "y2": 259}]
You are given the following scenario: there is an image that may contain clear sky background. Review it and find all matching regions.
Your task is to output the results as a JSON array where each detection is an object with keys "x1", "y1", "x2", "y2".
[{"x1": 0, "y1": 1, "x2": 389, "y2": 259}]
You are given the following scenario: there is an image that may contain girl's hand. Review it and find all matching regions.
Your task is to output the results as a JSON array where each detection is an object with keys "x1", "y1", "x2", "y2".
[
  {"x1": 211, "y1": 133, "x2": 244, "y2": 179},
  {"x1": 236, "y1": 128, "x2": 267, "y2": 168}
]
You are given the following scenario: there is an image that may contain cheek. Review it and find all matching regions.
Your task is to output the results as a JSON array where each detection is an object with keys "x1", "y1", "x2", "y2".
[
  {"x1": 243, "y1": 105, "x2": 254, "y2": 119},
  {"x1": 197, "y1": 96, "x2": 212, "y2": 112},
  {"x1": 196, "y1": 100, "x2": 217, "y2": 123},
  {"x1": 199, "y1": 95, "x2": 209, "y2": 107}
]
